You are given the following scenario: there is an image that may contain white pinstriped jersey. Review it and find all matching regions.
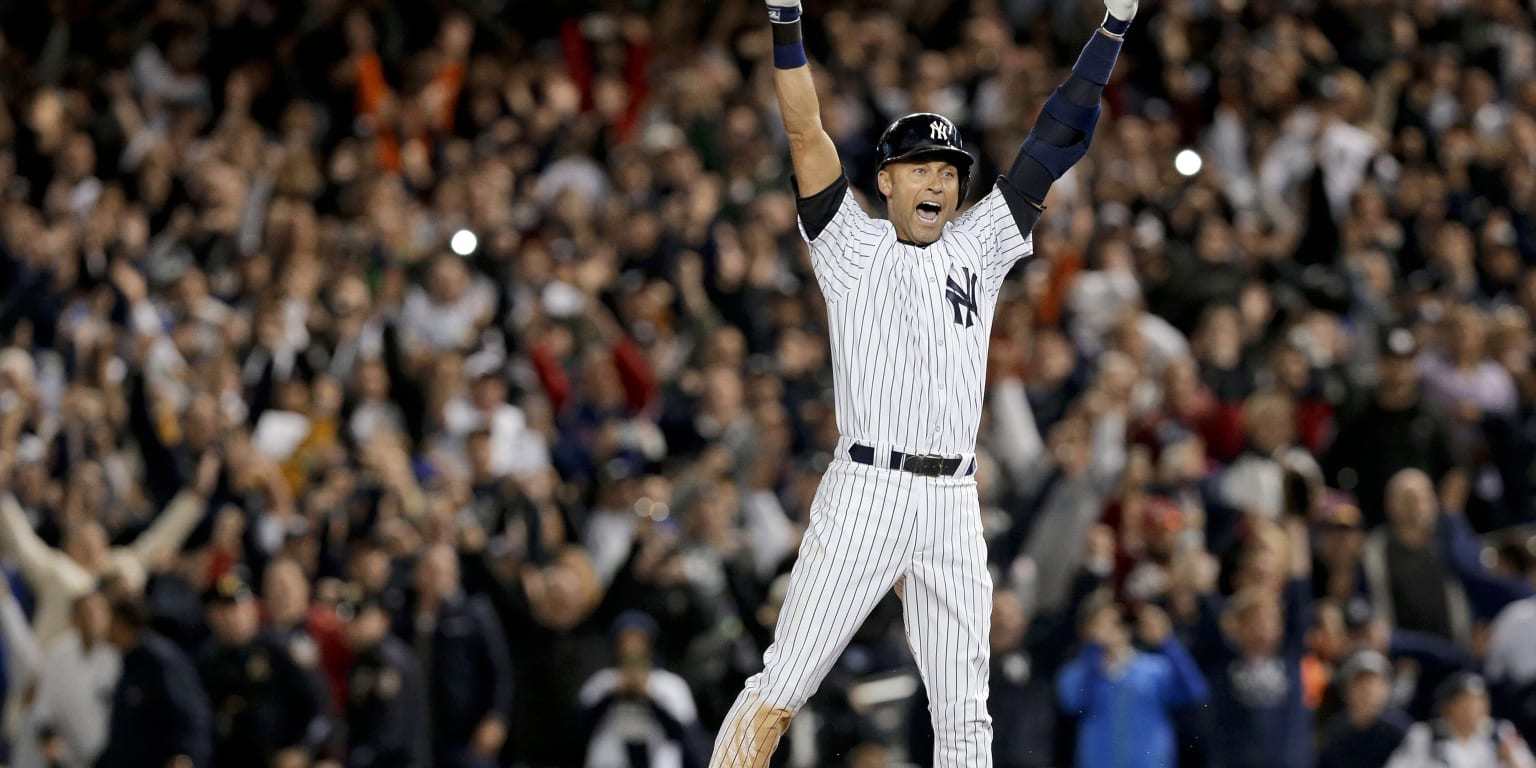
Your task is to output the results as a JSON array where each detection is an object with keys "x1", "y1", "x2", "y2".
[{"x1": 804, "y1": 183, "x2": 1034, "y2": 457}]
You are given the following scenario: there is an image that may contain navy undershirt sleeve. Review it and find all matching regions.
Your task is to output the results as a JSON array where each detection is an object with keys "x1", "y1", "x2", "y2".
[
  {"x1": 792, "y1": 173, "x2": 849, "y2": 241},
  {"x1": 1009, "y1": 157, "x2": 1055, "y2": 207},
  {"x1": 994, "y1": 175, "x2": 1044, "y2": 236}
]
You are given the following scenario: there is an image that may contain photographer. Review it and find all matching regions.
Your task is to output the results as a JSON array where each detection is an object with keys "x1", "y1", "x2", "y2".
[
  {"x1": 1057, "y1": 594, "x2": 1209, "y2": 768},
  {"x1": 578, "y1": 611, "x2": 709, "y2": 768}
]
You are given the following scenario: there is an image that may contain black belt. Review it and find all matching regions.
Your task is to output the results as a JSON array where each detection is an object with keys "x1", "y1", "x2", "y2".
[{"x1": 849, "y1": 443, "x2": 975, "y2": 477}]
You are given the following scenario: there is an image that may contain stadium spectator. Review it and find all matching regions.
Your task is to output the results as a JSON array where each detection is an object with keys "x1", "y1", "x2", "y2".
[
  {"x1": 260, "y1": 556, "x2": 351, "y2": 716},
  {"x1": 1057, "y1": 595, "x2": 1209, "y2": 768},
  {"x1": 1190, "y1": 516, "x2": 1314, "y2": 768},
  {"x1": 98, "y1": 594, "x2": 213, "y2": 768},
  {"x1": 395, "y1": 543, "x2": 514, "y2": 768},
  {"x1": 1324, "y1": 328, "x2": 1459, "y2": 528},
  {"x1": 0, "y1": 581, "x2": 118, "y2": 768},
  {"x1": 197, "y1": 571, "x2": 331, "y2": 768},
  {"x1": 1385, "y1": 672, "x2": 1536, "y2": 768},
  {"x1": 578, "y1": 610, "x2": 709, "y2": 768},
  {"x1": 338, "y1": 586, "x2": 430, "y2": 768},
  {"x1": 1317, "y1": 650, "x2": 1413, "y2": 768},
  {"x1": 0, "y1": 453, "x2": 218, "y2": 644}
]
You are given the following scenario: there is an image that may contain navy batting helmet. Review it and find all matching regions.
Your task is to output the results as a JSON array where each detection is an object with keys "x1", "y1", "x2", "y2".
[{"x1": 876, "y1": 112, "x2": 974, "y2": 200}]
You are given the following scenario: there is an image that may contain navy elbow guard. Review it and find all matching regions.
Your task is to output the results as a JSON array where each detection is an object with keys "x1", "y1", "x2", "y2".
[{"x1": 1018, "y1": 89, "x2": 1100, "y2": 182}]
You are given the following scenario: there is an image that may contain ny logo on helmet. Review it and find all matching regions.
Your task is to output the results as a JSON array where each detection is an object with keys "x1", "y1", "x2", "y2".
[{"x1": 930, "y1": 120, "x2": 953, "y2": 142}]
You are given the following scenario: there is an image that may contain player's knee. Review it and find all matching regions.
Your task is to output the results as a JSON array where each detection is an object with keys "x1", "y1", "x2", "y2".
[
  {"x1": 928, "y1": 697, "x2": 992, "y2": 734},
  {"x1": 742, "y1": 670, "x2": 814, "y2": 713}
]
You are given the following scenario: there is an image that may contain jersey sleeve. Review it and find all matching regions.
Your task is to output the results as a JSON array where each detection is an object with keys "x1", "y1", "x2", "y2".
[
  {"x1": 795, "y1": 174, "x2": 878, "y2": 303},
  {"x1": 952, "y1": 177, "x2": 1037, "y2": 299}
]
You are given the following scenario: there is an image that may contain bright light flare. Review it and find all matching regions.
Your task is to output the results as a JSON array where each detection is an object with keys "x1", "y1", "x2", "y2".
[
  {"x1": 1174, "y1": 149, "x2": 1203, "y2": 177},
  {"x1": 450, "y1": 229, "x2": 478, "y2": 256}
]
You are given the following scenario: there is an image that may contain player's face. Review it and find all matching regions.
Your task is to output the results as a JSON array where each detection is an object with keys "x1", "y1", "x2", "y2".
[{"x1": 879, "y1": 159, "x2": 960, "y2": 245}]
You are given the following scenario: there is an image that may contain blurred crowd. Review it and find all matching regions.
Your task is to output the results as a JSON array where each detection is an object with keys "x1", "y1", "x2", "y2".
[{"x1": 2, "y1": 0, "x2": 1536, "y2": 767}]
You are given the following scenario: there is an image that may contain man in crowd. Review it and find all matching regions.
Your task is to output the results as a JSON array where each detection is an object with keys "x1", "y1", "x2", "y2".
[
  {"x1": 339, "y1": 587, "x2": 429, "y2": 768},
  {"x1": 0, "y1": 454, "x2": 220, "y2": 644},
  {"x1": 198, "y1": 572, "x2": 331, "y2": 768},
  {"x1": 395, "y1": 543, "x2": 513, "y2": 768},
  {"x1": 1318, "y1": 650, "x2": 1413, "y2": 768},
  {"x1": 98, "y1": 594, "x2": 213, "y2": 768},
  {"x1": 262, "y1": 557, "x2": 351, "y2": 717},
  {"x1": 1325, "y1": 330, "x2": 1456, "y2": 527},
  {"x1": 578, "y1": 611, "x2": 709, "y2": 768},
  {"x1": 1386, "y1": 673, "x2": 1536, "y2": 768},
  {"x1": 0, "y1": 582, "x2": 119, "y2": 768}
]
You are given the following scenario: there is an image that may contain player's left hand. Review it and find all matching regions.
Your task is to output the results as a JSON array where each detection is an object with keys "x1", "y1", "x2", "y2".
[{"x1": 1104, "y1": 0, "x2": 1137, "y2": 23}]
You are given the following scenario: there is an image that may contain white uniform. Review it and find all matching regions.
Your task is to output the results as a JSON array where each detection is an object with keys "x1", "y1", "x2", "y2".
[{"x1": 711, "y1": 180, "x2": 1033, "y2": 767}]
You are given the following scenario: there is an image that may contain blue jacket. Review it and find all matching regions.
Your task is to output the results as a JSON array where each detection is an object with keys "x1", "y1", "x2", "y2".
[{"x1": 1057, "y1": 638, "x2": 1210, "y2": 768}]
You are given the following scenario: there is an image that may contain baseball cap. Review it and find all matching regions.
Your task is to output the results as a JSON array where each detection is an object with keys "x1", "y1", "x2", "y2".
[
  {"x1": 1436, "y1": 672, "x2": 1488, "y2": 706},
  {"x1": 611, "y1": 610, "x2": 660, "y2": 641},
  {"x1": 203, "y1": 570, "x2": 254, "y2": 606},
  {"x1": 1338, "y1": 650, "x2": 1392, "y2": 683}
]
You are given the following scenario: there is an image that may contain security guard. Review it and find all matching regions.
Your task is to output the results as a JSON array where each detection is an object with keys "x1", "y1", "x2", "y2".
[
  {"x1": 98, "y1": 594, "x2": 214, "y2": 768},
  {"x1": 340, "y1": 585, "x2": 430, "y2": 768},
  {"x1": 199, "y1": 571, "x2": 333, "y2": 768}
]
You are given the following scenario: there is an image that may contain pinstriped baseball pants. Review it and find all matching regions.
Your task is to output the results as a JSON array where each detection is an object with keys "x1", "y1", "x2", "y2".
[{"x1": 710, "y1": 457, "x2": 994, "y2": 767}]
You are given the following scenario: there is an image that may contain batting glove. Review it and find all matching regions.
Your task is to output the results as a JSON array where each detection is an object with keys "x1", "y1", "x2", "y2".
[{"x1": 1104, "y1": 0, "x2": 1137, "y2": 24}]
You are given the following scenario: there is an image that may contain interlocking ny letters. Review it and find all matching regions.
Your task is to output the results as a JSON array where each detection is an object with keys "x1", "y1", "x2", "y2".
[{"x1": 945, "y1": 267, "x2": 978, "y2": 327}]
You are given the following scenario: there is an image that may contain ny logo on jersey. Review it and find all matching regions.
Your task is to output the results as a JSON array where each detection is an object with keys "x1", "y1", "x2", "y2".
[
  {"x1": 930, "y1": 120, "x2": 953, "y2": 142},
  {"x1": 945, "y1": 267, "x2": 978, "y2": 328}
]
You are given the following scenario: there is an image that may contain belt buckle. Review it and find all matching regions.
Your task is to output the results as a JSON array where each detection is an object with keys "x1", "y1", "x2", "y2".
[{"x1": 906, "y1": 453, "x2": 946, "y2": 477}]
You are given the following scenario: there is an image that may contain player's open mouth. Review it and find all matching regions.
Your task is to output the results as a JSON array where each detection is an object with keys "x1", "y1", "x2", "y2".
[{"x1": 916, "y1": 201, "x2": 942, "y2": 223}]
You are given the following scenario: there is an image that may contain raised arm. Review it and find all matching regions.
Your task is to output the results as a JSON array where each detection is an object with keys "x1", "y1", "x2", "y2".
[
  {"x1": 0, "y1": 491, "x2": 73, "y2": 589},
  {"x1": 965, "y1": 0, "x2": 1138, "y2": 294},
  {"x1": 767, "y1": 0, "x2": 841, "y2": 198},
  {"x1": 127, "y1": 452, "x2": 219, "y2": 570},
  {"x1": 1004, "y1": 0, "x2": 1139, "y2": 209},
  {"x1": 0, "y1": 580, "x2": 41, "y2": 692}
]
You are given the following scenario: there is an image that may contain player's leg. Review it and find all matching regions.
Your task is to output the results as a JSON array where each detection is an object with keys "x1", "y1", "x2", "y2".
[
  {"x1": 902, "y1": 477, "x2": 993, "y2": 768},
  {"x1": 711, "y1": 460, "x2": 916, "y2": 767}
]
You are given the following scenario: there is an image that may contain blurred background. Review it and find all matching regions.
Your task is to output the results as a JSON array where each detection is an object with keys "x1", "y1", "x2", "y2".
[{"x1": 1, "y1": 0, "x2": 1535, "y2": 767}]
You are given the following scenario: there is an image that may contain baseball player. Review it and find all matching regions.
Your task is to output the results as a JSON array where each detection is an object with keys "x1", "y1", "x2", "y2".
[{"x1": 710, "y1": 0, "x2": 1138, "y2": 765}]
